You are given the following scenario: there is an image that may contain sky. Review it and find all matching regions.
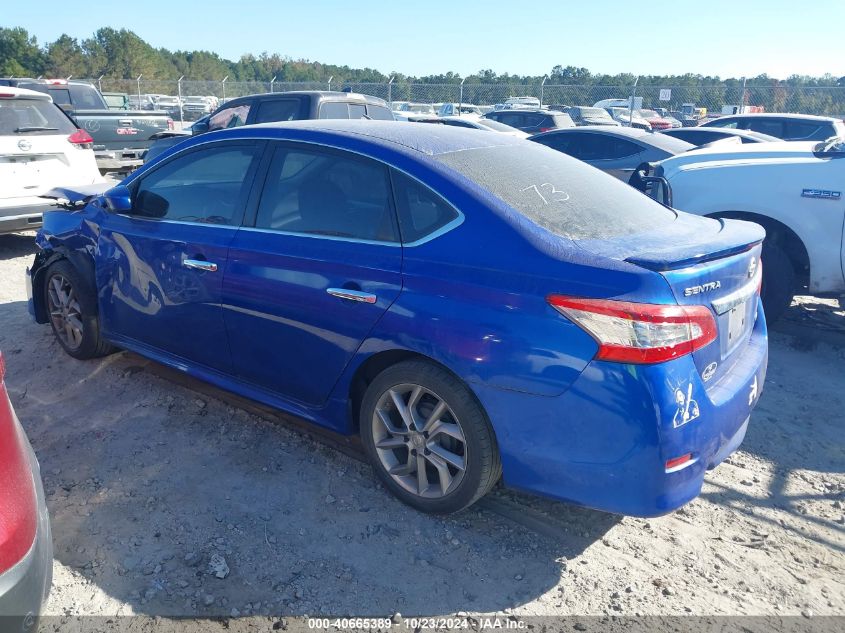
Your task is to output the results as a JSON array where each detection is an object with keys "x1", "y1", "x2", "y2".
[{"x1": 5, "y1": 0, "x2": 845, "y2": 80}]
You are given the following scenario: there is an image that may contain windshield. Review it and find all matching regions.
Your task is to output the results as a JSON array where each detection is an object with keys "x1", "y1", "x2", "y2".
[
  {"x1": 0, "y1": 98, "x2": 77, "y2": 135},
  {"x1": 434, "y1": 142, "x2": 676, "y2": 240}
]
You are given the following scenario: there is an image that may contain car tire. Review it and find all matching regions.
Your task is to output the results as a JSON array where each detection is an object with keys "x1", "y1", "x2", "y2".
[
  {"x1": 44, "y1": 260, "x2": 113, "y2": 360},
  {"x1": 760, "y1": 241, "x2": 794, "y2": 324},
  {"x1": 360, "y1": 360, "x2": 501, "y2": 514}
]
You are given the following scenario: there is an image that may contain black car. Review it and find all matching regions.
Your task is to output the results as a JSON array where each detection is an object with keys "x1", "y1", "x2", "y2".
[
  {"x1": 144, "y1": 91, "x2": 394, "y2": 163},
  {"x1": 702, "y1": 113, "x2": 845, "y2": 141},
  {"x1": 483, "y1": 108, "x2": 574, "y2": 134},
  {"x1": 661, "y1": 127, "x2": 780, "y2": 146}
]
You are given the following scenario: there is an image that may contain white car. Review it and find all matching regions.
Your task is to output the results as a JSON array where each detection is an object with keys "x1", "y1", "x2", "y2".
[
  {"x1": 418, "y1": 116, "x2": 530, "y2": 138},
  {"x1": 649, "y1": 138, "x2": 845, "y2": 321},
  {"x1": 0, "y1": 87, "x2": 103, "y2": 234}
]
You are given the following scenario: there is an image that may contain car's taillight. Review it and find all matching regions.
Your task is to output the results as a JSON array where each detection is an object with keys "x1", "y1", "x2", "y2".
[
  {"x1": 68, "y1": 129, "x2": 94, "y2": 150},
  {"x1": 0, "y1": 352, "x2": 38, "y2": 575},
  {"x1": 538, "y1": 127, "x2": 553, "y2": 133},
  {"x1": 0, "y1": 93, "x2": 15, "y2": 99},
  {"x1": 167, "y1": 118, "x2": 174, "y2": 130},
  {"x1": 547, "y1": 295, "x2": 717, "y2": 364}
]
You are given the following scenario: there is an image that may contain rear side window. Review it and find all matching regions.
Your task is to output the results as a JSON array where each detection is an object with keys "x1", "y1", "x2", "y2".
[
  {"x1": 785, "y1": 121, "x2": 824, "y2": 140},
  {"x1": 132, "y1": 144, "x2": 259, "y2": 225},
  {"x1": 435, "y1": 143, "x2": 675, "y2": 240},
  {"x1": 349, "y1": 103, "x2": 367, "y2": 119},
  {"x1": 0, "y1": 98, "x2": 77, "y2": 135},
  {"x1": 319, "y1": 102, "x2": 349, "y2": 119},
  {"x1": 391, "y1": 170, "x2": 459, "y2": 243},
  {"x1": 254, "y1": 99, "x2": 302, "y2": 124},
  {"x1": 255, "y1": 147, "x2": 398, "y2": 242},
  {"x1": 208, "y1": 104, "x2": 251, "y2": 132}
]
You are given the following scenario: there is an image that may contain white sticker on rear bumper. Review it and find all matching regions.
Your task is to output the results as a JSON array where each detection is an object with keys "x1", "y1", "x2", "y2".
[
  {"x1": 673, "y1": 383, "x2": 700, "y2": 428},
  {"x1": 749, "y1": 375, "x2": 758, "y2": 406}
]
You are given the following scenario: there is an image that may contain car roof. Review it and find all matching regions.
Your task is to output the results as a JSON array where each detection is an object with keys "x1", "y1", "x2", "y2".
[
  {"x1": 713, "y1": 112, "x2": 840, "y2": 123},
  {"x1": 663, "y1": 127, "x2": 780, "y2": 142},
  {"x1": 0, "y1": 86, "x2": 52, "y2": 101},
  {"x1": 206, "y1": 119, "x2": 524, "y2": 156},
  {"x1": 226, "y1": 91, "x2": 388, "y2": 106},
  {"x1": 533, "y1": 125, "x2": 695, "y2": 152}
]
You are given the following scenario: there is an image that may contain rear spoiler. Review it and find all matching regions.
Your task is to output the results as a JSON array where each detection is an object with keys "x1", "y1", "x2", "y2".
[{"x1": 40, "y1": 183, "x2": 113, "y2": 209}]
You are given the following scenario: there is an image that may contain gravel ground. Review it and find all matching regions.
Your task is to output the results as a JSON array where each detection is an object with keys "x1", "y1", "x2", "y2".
[{"x1": 0, "y1": 231, "x2": 843, "y2": 621}]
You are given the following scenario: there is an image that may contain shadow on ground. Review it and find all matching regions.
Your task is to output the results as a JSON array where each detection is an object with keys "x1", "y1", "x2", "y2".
[
  {"x1": 1, "y1": 299, "x2": 618, "y2": 617},
  {"x1": 0, "y1": 233, "x2": 38, "y2": 261}
]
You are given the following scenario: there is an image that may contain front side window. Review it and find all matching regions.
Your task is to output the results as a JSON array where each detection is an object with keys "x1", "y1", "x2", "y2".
[
  {"x1": 255, "y1": 147, "x2": 398, "y2": 242},
  {"x1": 747, "y1": 119, "x2": 784, "y2": 137},
  {"x1": 208, "y1": 104, "x2": 251, "y2": 132},
  {"x1": 131, "y1": 144, "x2": 259, "y2": 225},
  {"x1": 319, "y1": 102, "x2": 349, "y2": 119},
  {"x1": 391, "y1": 170, "x2": 459, "y2": 243},
  {"x1": 367, "y1": 105, "x2": 394, "y2": 120},
  {"x1": 533, "y1": 133, "x2": 580, "y2": 156}
]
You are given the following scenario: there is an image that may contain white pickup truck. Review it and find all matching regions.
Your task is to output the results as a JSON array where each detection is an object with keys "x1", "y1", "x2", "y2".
[{"x1": 644, "y1": 138, "x2": 845, "y2": 321}]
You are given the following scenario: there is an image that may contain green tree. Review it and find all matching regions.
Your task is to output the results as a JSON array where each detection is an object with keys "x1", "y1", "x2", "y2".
[{"x1": 0, "y1": 27, "x2": 46, "y2": 76}]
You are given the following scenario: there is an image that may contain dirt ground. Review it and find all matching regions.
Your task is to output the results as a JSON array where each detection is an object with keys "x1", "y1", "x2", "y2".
[{"x1": 0, "y1": 231, "x2": 843, "y2": 622}]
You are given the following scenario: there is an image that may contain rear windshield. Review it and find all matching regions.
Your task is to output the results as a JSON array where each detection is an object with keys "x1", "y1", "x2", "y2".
[
  {"x1": 434, "y1": 142, "x2": 676, "y2": 240},
  {"x1": 0, "y1": 98, "x2": 77, "y2": 136}
]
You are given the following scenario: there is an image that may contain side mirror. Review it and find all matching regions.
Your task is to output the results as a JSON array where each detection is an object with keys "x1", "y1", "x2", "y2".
[
  {"x1": 103, "y1": 185, "x2": 132, "y2": 213},
  {"x1": 192, "y1": 116, "x2": 210, "y2": 135}
]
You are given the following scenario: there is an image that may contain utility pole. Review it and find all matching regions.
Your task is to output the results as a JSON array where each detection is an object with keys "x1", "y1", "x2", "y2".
[
  {"x1": 629, "y1": 76, "x2": 639, "y2": 127},
  {"x1": 97, "y1": 74, "x2": 104, "y2": 92},
  {"x1": 388, "y1": 75, "x2": 394, "y2": 106},
  {"x1": 459, "y1": 77, "x2": 467, "y2": 115},
  {"x1": 221, "y1": 76, "x2": 229, "y2": 103},
  {"x1": 540, "y1": 75, "x2": 548, "y2": 107},
  {"x1": 270, "y1": 75, "x2": 276, "y2": 93},
  {"x1": 136, "y1": 74, "x2": 143, "y2": 108},
  {"x1": 177, "y1": 76, "x2": 184, "y2": 126},
  {"x1": 327, "y1": 76, "x2": 333, "y2": 91}
]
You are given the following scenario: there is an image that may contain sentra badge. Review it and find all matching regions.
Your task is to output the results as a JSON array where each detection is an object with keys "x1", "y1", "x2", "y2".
[{"x1": 684, "y1": 281, "x2": 721, "y2": 297}]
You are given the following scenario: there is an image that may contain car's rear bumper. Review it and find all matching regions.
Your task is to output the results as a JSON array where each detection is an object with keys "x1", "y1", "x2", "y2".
[
  {"x1": 475, "y1": 298, "x2": 768, "y2": 517},
  {"x1": 0, "y1": 203, "x2": 47, "y2": 234},
  {"x1": 94, "y1": 149, "x2": 144, "y2": 171},
  {"x1": 0, "y1": 427, "x2": 52, "y2": 628}
]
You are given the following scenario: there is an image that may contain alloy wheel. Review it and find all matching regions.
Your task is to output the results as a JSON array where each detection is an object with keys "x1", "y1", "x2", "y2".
[
  {"x1": 47, "y1": 274, "x2": 84, "y2": 351},
  {"x1": 371, "y1": 383, "x2": 467, "y2": 498}
]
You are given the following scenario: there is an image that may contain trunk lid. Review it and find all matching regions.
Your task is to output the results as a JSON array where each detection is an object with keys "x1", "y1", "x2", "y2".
[
  {"x1": 577, "y1": 212, "x2": 764, "y2": 382},
  {"x1": 0, "y1": 134, "x2": 78, "y2": 200}
]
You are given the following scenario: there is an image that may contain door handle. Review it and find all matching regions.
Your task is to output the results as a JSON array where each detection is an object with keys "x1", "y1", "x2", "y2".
[
  {"x1": 327, "y1": 288, "x2": 377, "y2": 304},
  {"x1": 183, "y1": 258, "x2": 218, "y2": 272}
]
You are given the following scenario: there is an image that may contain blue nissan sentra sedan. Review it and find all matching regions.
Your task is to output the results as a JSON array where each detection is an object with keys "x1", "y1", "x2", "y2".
[{"x1": 27, "y1": 121, "x2": 767, "y2": 516}]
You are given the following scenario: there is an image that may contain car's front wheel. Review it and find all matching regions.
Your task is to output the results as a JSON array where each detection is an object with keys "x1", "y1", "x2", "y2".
[
  {"x1": 44, "y1": 260, "x2": 112, "y2": 360},
  {"x1": 360, "y1": 360, "x2": 501, "y2": 514}
]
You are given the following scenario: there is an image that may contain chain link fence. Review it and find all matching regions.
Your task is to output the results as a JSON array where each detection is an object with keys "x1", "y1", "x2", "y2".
[{"x1": 88, "y1": 77, "x2": 845, "y2": 119}]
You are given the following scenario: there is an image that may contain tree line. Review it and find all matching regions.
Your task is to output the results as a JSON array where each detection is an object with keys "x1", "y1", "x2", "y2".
[{"x1": 2, "y1": 26, "x2": 844, "y2": 89}]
